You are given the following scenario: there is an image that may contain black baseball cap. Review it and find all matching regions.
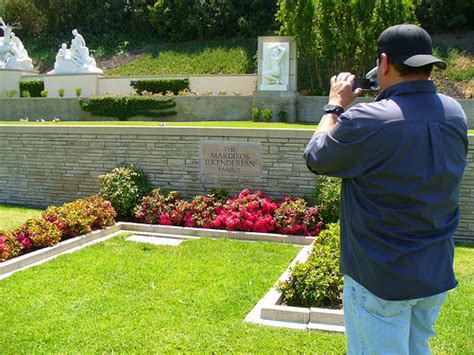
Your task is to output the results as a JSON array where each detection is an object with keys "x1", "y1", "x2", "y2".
[{"x1": 377, "y1": 23, "x2": 446, "y2": 69}]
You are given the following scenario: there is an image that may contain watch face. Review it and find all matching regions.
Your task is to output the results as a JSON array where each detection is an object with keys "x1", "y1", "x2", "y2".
[{"x1": 325, "y1": 104, "x2": 337, "y2": 111}]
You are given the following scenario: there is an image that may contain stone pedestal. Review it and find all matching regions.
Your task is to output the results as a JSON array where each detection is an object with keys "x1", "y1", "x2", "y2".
[
  {"x1": 44, "y1": 73, "x2": 100, "y2": 98},
  {"x1": 0, "y1": 69, "x2": 37, "y2": 97},
  {"x1": 252, "y1": 91, "x2": 297, "y2": 122}
]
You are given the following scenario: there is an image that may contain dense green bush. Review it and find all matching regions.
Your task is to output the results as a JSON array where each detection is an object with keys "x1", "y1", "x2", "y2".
[
  {"x1": 278, "y1": 223, "x2": 342, "y2": 308},
  {"x1": 79, "y1": 95, "x2": 177, "y2": 120},
  {"x1": 131, "y1": 78, "x2": 190, "y2": 95},
  {"x1": 2, "y1": 0, "x2": 46, "y2": 40},
  {"x1": 277, "y1": 0, "x2": 417, "y2": 95},
  {"x1": 149, "y1": 0, "x2": 277, "y2": 42},
  {"x1": 99, "y1": 165, "x2": 151, "y2": 218},
  {"x1": 19, "y1": 79, "x2": 44, "y2": 97},
  {"x1": 3, "y1": 0, "x2": 155, "y2": 41},
  {"x1": 416, "y1": 0, "x2": 474, "y2": 32},
  {"x1": 313, "y1": 175, "x2": 341, "y2": 224}
]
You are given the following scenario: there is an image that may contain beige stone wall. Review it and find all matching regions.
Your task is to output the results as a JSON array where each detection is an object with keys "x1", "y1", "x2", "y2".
[{"x1": 0, "y1": 126, "x2": 472, "y2": 242}]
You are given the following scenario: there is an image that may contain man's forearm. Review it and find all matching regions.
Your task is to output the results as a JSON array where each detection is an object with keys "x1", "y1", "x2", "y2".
[{"x1": 316, "y1": 113, "x2": 338, "y2": 133}]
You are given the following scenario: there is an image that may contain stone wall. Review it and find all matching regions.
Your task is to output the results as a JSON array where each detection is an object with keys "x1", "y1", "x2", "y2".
[
  {"x1": 1, "y1": 96, "x2": 472, "y2": 128},
  {"x1": 0, "y1": 126, "x2": 472, "y2": 242}
]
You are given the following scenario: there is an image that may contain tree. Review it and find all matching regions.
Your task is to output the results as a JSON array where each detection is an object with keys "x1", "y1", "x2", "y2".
[{"x1": 276, "y1": 0, "x2": 418, "y2": 94}]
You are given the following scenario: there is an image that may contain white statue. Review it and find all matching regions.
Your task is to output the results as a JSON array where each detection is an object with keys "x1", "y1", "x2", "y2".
[
  {"x1": 48, "y1": 29, "x2": 102, "y2": 74},
  {"x1": 263, "y1": 45, "x2": 287, "y2": 85},
  {"x1": 0, "y1": 18, "x2": 34, "y2": 71}
]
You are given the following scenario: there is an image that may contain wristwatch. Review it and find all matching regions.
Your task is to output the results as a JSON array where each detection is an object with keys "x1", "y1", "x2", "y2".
[{"x1": 323, "y1": 104, "x2": 344, "y2": 116}]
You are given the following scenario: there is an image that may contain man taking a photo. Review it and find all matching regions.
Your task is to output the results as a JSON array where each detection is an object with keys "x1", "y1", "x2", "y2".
[{"x1": 304, "y1": 23, "x2": 468, "y2": 354}]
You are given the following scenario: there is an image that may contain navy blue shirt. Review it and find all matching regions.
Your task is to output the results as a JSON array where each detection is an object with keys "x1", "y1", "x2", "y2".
[{"x1": 304, "y1": 80, "x2": 468, "y2": 300}]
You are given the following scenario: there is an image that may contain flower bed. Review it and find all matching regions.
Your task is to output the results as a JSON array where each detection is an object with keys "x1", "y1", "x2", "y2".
[
  {"x1": 0, "y1": 195, "x2": 116, "y2": 262},
  {"x1": 134, "y1": 188, "x2": 324, "y2": 236},
  {"x1": 1, "y1": 188, "x2": 327, "y2": 263}
]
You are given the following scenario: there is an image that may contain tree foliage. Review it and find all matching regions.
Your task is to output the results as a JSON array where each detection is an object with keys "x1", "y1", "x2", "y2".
[
  {"x1": 276, "y1": 0, "x2": 418, "y2": 94},
  {"x1": 149, "y1": 0, "x2": 277, "y2": 41}
]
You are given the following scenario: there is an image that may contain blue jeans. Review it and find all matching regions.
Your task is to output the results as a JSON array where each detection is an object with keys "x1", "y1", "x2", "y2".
[{"x1": 343, "y1": 275, "x2": 447, "y2": 355}]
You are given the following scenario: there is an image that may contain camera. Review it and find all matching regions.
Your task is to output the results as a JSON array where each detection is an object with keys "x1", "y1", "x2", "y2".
[{"x1": 353, "y1": 66, "x2": 379, "y2": 91}]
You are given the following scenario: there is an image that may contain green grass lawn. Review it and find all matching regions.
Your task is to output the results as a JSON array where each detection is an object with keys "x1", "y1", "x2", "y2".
[
  {"x1": 105, "y1": 39, "x2": 257, "y2": 77},
  {"x1": 0, "y1": 236, "x2": 346, "y2": 353},
  {"x1": 0, "y1": 120, "x2": 315, "y2": 129},
  {"x1": 0, "y1": 204, "x2": 43, "y2": 231},
  {"x1": 0, "y1": 121, "x2": 472, "y2": 135},
  {"x1": 0, "y1": 232, "x2": 472, "y2": 353}
]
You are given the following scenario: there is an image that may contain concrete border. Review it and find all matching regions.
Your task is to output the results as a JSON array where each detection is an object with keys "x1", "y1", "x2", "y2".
[{"x1": 244, "y1": 244, "x2": 345, "y2": 332}]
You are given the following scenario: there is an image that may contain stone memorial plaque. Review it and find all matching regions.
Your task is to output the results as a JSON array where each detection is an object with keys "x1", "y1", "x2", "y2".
[{"x1": 200, "y1": 141, "x2": 261, "y2": 177}]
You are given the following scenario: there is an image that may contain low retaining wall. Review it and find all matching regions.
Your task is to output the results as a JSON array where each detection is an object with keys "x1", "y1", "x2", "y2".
[
  {"x1": 0, "y1": 126, "x2": 472, "y2": 242},
  {"x1": 1, "y1": 96, "x2": 472, "y2": 128}
]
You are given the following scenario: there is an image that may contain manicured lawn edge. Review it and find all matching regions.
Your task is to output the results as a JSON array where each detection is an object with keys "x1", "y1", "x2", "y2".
[
  {"x1": 1, "y1": 221, "x2": 348, "y2": 332},
  {"x1": 0, "y1": 222, "x2": 314, "y2": 279},
  {"x1": 0, "y1": 224, "x2": 122, "y2": 279}
]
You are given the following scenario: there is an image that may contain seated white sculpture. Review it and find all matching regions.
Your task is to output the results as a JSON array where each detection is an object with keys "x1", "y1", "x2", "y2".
[
  {"x1": 263, "y1": 45, "x2": 287, "y2": 85},
  {"x1": 48, "y1": 29, "x2": 103, "y2": 74},
  {"x1": 0, "y1": 18, "x2": 34, "y2": 71}
]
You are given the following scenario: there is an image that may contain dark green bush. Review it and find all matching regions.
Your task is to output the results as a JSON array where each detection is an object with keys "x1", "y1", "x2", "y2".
[
  {"x1": 416, "y1": 0, "x2": 474, "y2": 32},
  {"x1": 313, "y1": 175, "x2": 341, "y2": 224},
  {"x1": 4, "y1": 0, "x2": 154, "y2": 41},
  {"x1": 79, "y1": 95, "x2": 177, "y2": 120},
  {"x1": 99, "y1": 165, "x2": 151, "y2": 219},
  {"x1": 278, "y1": 223, "x2": 342, "y2": 308},
  {"x1": 19, "y1": 79, "x2": 44, "y2": 97},
  {"x1": 148, "y1": 0, "x2": 277, "y2": 42},
  {"x1": 131, "y1": 78, "x2": 190, "y2": 95}
]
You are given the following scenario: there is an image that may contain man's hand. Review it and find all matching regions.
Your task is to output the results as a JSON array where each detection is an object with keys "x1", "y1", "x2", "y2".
[
  {"x1": 315, "y1": 72, "x2": 362, "y2": 134},
  {"x1": 328, "y1": 72, "x2": 362, "y2": 109}
]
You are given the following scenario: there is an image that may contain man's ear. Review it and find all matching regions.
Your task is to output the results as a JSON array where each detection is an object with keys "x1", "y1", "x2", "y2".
[{"x1": 380, "y1": 53, "x2": 390, "y2": 75}]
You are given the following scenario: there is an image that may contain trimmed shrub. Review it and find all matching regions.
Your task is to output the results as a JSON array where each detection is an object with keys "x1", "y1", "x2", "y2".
[
  {"x1": 313, "y1": 176, "x2": 341, "y2": 224},
  {"x1": 42, "y1": 195, "x2": 116, "y2": 239},
  {"x1": 99, "y1": 165, "x2": 151, "y2": 218},
  {"x1": 181, "y1": 194, "x2": 224, "y2": 228},
  {"x1": 11, "y1": 218, "x2": 62, "y2": 249},
  {"x1": 19, "y1": 79, "x2": 44, "y2": 97},
  {"x1": 278, "y1": 223, "x2": 342, "y2": 308},
  {"x1": 275, "y1": 197, "x2": 323, "y2": 236},
  {"x1": 131, "y1": 78, "x2": 190, "y2": 95},
  {"x1": 261, "y1": 108, "x2": 272, "y2": 122},
  {"x1": 134, "y1": 188, "x2": 182, "y2": 225},
  {"x1": 211, "y1": 189, "x2": 278, "y2": 233},
  {"x1": 79, "y1": 95, "x2": 177, "y2": 120},
  {"x1": 251, "y1": 107, "x2": 261, "y2": 122},
  {"x1": 0, "y1": 229, "x2": 22, "y2": 262},
  {"x1": 0, "y1": 89, "x2": 17, "y2": 97}
]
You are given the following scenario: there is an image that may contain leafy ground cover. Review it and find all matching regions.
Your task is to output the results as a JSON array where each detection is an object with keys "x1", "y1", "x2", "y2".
[{"x1": 0, "y1": 205, "x2": 42, "y2": 231}]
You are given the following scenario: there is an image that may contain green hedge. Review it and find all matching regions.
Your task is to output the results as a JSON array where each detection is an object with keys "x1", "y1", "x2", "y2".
[
  {"x1": 130, "y1": 78, "x2": 190, "y2": 95},
  {"x1": 277, "y1": 223, "x2": 342, "y2": 308},
  {"x1": 19, "y1": 79, "x2": 44, "y2": 97},
  {"x1": 79, "y1": 96, "x2": 177, "y2": 120}
]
